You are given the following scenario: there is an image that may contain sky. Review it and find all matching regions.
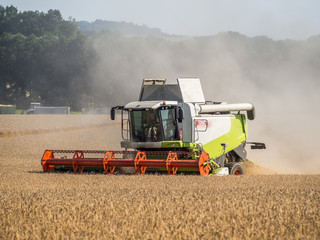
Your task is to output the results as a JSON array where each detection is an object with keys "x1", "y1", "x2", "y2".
[{"x1": 1, "y1": 0, "x2": 320, "y2": 40}]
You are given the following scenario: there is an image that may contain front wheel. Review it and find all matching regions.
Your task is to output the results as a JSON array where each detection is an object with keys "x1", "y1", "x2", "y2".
[{"x1": 225, "y1": 162, "x2": 244, "y2": 175}]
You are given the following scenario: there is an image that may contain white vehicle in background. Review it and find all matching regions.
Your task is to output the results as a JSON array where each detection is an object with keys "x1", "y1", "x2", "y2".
[
  {"x1": 27, "y1": 102, "x2": 70, "y2": 115},
  {"x1": 26, "y1": 102, "x2": 40, "y2": 114}
]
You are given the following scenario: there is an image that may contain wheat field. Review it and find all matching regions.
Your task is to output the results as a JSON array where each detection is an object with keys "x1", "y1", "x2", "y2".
[{"x1": 0, "y1": 115, "x2": 319, "y2": 239}]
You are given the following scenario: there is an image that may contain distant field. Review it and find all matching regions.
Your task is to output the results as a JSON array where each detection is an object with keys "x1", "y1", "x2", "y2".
[{"x1": 0, "y1": 115, "x2": 319, "y2": 239}]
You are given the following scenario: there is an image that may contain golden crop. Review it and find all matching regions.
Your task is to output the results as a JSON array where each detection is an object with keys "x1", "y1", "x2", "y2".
[{"x1": 0, "y1": 115, "x2": 319, "y2": 239}]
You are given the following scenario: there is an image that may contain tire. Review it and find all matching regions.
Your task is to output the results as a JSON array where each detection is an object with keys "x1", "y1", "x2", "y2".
[{"x1": 225, "y1": 162, "x2": 244, "y2": 175}]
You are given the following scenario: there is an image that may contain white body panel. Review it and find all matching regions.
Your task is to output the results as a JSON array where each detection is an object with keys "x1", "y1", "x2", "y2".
[
  {"x1": 180, "y1": 103, "x2": 196, "y2": 142},
  {"x1": 194, "y1": 115, "x2": 231, "y2": 145},
  {"x1": 131, "y1": 142, "x2": 162, "y2": 149},
  {"x1": 215, "y1": 167, "x2": 229, "y2": 176},
  {"x1": 177, "y1": 78, "x2": 205, "y2": 103}
]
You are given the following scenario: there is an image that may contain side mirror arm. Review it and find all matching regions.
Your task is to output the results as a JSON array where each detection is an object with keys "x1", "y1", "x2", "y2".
[{"x1": 110, "y1": 106, "x2": 124, "y2": 120}]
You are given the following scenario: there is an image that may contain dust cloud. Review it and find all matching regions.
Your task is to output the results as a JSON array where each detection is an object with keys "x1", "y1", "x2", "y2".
[{"x1": 88, "y1": 33, "x2": 320, "y2": 174}]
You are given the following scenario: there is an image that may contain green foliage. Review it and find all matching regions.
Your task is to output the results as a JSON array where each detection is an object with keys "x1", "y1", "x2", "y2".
[{"x1": 0, "y1": 5, "x2": 94, "y2": 110}]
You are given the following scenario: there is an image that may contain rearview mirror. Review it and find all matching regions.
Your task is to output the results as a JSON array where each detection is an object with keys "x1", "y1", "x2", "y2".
[
  {"x1": 247, "y1": 107, "x2": 255, "y2": 120},
  {"x1": 110, "y1": 107, "x2": 115, "y2": 120},
  {"x1": 176, "y1": 108, "x2": 183, "y2": 123}
]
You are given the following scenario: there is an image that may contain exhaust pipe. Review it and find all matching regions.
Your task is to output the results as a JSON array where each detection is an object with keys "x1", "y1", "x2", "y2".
[{"x1": 199, "y1": 103, "x2": 255, "y2": 120}]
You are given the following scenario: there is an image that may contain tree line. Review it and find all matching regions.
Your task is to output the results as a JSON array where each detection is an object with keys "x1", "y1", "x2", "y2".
[
  {"x1": 0, "y1": 6, "x2": 95, "y2": 110},
  {"x1": 1, "y1": 5, "x2": 319, "y2": 111}
]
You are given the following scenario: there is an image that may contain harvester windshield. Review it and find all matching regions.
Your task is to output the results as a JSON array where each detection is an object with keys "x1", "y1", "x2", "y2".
[{"x1": 130, "y1": 109, "x2": 179, "y2": 142}]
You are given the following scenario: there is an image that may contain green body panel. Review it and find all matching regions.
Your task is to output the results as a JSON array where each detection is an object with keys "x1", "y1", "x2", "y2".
[
  {"x1": 202, "y1": 114, "x2": 247, "y2": 159},
  {"x1": 161, "y1": 141, "x2": 198, "y2": 149},
  {"x1": 121, "y1": 140, "x2": 198, "y2": 150}
]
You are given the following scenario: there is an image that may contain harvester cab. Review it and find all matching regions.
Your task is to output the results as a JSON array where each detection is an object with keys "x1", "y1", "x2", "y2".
[{"x1": 41, "y1": 78, "x2": 265, "y2": 175}]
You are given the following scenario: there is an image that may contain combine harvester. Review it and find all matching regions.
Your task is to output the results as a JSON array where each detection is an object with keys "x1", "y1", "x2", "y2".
[{"x1": 41, "y1": 78, "x2": 265, "y2": 175}]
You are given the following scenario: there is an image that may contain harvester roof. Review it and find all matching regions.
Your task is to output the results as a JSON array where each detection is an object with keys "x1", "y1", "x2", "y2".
[
  {"x1": 124, "y1": 101, "x2": 179, "y2": 110},
  {"x1": 139, "y1": 78, "x2": 205, "y2": 104}
]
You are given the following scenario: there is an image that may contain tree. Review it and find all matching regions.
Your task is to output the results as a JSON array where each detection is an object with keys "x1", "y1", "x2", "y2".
[{"x1": 0, "y1": 5, "x2": 95, "y2": 110}]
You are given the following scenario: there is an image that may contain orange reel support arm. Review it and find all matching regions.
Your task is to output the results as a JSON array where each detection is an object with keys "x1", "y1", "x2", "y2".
[
  {"x1": 103, "y1": 151, "x2": 116, "y2": 174},
  {"x1": 166, "y1": 152, "x2": 178, "y2": 175},
  {"x1": 134, "y1": 151, "x2": 147, "y2": 175},
  {"x1": 41, "y1": 150, "x2": 54, "y2": 172},
  {"x1": 72, "y1": 151, "x2": 85, "y2": 173},
  {"x1": 198, "y1": 152, "x2": 210, "y2": 176}
]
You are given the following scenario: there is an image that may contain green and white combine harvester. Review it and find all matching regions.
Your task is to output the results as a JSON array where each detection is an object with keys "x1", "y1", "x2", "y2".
[{"x1": 41, "y1": 78, "x2": 265, "y2": 175}]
